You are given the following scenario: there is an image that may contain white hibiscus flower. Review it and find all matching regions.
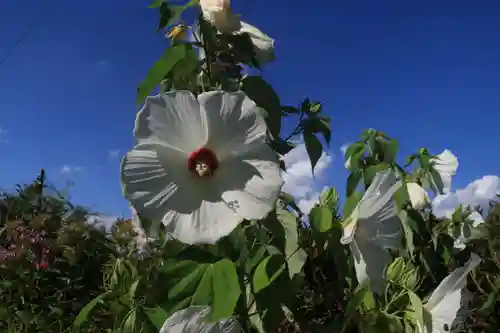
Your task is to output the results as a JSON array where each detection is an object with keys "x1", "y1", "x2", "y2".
[
  {"x1": 160, "y1": 306, "x2": 240, "y2": 333},
  {"x1": 429, "y1": 150, "x2": 459, "y2": 195},
  {"x1": 340, "y1": 170, "x2": 403, "y2": 294},
  {"x1": 198, "y1": 0, "x2": 275, "y2": 66},
  {"x1": 120, "y1": 91, "x2": 283, "y2": 245},
  {"x1": 407, "y1": 182, "x2": 430, "y2": 210},
  {"x1": 419, "y1": 253, "x2": 481, "y2": 333}
]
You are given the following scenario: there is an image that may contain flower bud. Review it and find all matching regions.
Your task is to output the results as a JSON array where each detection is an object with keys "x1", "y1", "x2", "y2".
[
  {"x1": 166, "y1": 23, "x2": 187, "y2": 41},
  {"x1": 407, "y1": 182, "x2": 430, "y2": 210}
]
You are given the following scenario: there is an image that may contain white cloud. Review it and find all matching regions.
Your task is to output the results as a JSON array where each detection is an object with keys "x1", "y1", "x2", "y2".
[
  {"x1": 87, "y1": 214, "x2": 120, "y2": 232},
  {"x1": 108, "y1": 149, "x2": 121, "y2": 159},
  {"x1": 282, "y1": 144, "x2": 334, "y2": 214},
  {"x1": 432, "y1": 175, "x2": 500, "y2": 217},
  {"x1": 340, "y1": 142, "x2": 351, "y2": 155},
  {"x1": 60, "y1": 165, "x2": 83, "y2": 174}
]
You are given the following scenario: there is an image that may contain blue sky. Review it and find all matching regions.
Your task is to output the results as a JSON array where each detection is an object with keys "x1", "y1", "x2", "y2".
[{"x1": 0, "y1": 0, "x2": 498, "y2": 217}]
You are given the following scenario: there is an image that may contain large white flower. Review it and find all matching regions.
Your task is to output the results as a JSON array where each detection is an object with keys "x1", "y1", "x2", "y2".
[
  {"x1": 121, "y1": 91, "x2": 283, "y2": 245},
  {"x1": 340, "y1": 170, "x2": 403, "y2": 294},
  {"x1": 407, "y1": 182, "x2": 430, "y2": 210},
  {"x1": 419, "y1": 253, "x2": 481, "y2": 333},
  {"x1": 429, "y1": 150, "x2": 459, "y2": 195},
  {"x1": 199, "y1": 0, "x2": 275, "y2": 66},
  {"x1": 160, "y1": 306, "x2": 240, "y2": 333}
]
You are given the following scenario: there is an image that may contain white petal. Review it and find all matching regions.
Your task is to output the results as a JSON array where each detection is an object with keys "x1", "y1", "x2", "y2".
[
  {"x1": 340, "y1": 217, "x2": 357, "y2": 245},
  {"x1": 357, "y1": 170, "x2": 402, "y2": 220},
  {"x1": 215, "y1": 144, "x2": 283, "y2": 220},
  {"x1": 199, "y1": 91, "x2": 267, "y2": 161},
  {"x1": 350, "y1": 239, "x2": 392, "y2": 295},
  {"x1": 429, "y1": 150, "x2": 459, "y2": 195},
  {"x1": 160, "y1": 306, "x2": 241, "y2": 333},
  {"x1": 120, "y1": 143, "x2": 194, "y2": 221},
  {"x1": 344, "y1": 170, "x2": 403, "y2": 294},
  {"x1": 425, "y1": 253, "x2": 481, "y2": 310},
  {"x1": 162, "y1": 198, "x2": 240, "y2": 245},
  {"x1": 407, "y1": 182, "x2": 430, "y2": 210},
  {"x1": 423, "y1": 253, "x2": 481, "y2": 333},
  {"x1": 134, "y1": 91, "x2": 208, "y2": 153},
  {"x1": 424, "y1": 288, "x2": 472, "y2": 333},
  {"x1": 200, "y1": 0, "x2": 241, "y2": 34},
  {"x1": 239, "y1": 22, "x2": 275, "y2": 66}
]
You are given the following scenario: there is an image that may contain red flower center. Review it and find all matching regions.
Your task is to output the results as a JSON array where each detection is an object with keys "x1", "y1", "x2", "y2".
[{"x1": 187, "y1": 148, "x2": 219, "y2": 178}]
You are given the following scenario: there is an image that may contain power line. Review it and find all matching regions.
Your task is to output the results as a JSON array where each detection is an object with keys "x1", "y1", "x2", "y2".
[{"x1": 0, "y1": 0, "x2": 56, "y2": 68}]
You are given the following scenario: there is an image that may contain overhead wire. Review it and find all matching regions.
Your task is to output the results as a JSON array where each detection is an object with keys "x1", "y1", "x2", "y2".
[{"x1": 0, "y1": 0, "x2": 56, "y2": 68}]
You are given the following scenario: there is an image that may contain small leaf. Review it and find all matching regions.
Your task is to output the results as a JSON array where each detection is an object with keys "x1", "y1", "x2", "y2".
[
  {"x1": 309, "y1": 207, "x2": 333, "y2": 233},
  {"x1": 303, "y1": 131, "x2": 323, "y2": 173},
  {"x1": 406, "y1": 291, "x2": 424, "y2": 327},
  {"x1": 73, "y1": 292, "x2": 111, "y2": 330},
  {"x1": 157, "y1": 3, "x2": 184, "y2": 31},
  {"x1": 346, "y1": 287, "x2": 368, "y2": 314},
  {"x1": 141, "y1": 307, "x2": 168, "y2": 329}
]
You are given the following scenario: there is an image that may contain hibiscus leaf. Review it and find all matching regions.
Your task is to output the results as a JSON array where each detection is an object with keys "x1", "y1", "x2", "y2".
[
  {"x1": 73, "y1": 292, "x2": 111, "y2": 329},
  {"x1": 346, "y1": 171, "x2": 362, "y2": 197},
  {"x1": 140, "y1": 307, "x2": 168, "y2": 329},
  {"x1": 275, "y1": 207, "x2": 307, "y2": 278},
  {"x1": 157, "y1": 3, "x2": 184, "y2": 31},
  {"x1": 303, "y1": 131, "x2": 323, "y2": 173},
  {"x1": 253, "y1": 254, "x2": 286, "y2": 293},
  {"x1": 309, "y1": 207, "x2": 333, "y2": 233},
  {"x1": 160, "y1": 256, "x2": 241, "y2": 323},
  {"x1": 241, "y1": 76, "x2": 282, "y2": 138},
  {"x1": 136, "y1": 43, "x2": 189, "y2": 106},
  {"x1": 343, "y1": 192, "x2": 363, "y2": 218},
  {"x1": 210, "y1": 259, "x2": 241, "y2": 322}
]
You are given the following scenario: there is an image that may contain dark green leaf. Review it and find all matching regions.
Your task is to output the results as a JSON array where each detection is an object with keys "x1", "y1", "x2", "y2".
[
  {"x1": 253, "y1": 254, "x2": 286, "y2": 293},
  {"x1": 73, "y1": 292, "x2": 111, "y2": 330},
  {"x1": 137, "y1": 44, "x2": 189, "y2": 106},
  {"x1": 241, "y1": 76, "x2": 282, "y2": 138},
  {"x1": 158, "y1": 3, "x2": 184, "y2": 31},
  {"x1": 346, "y1": 287, "x2": 368, "y2": 314},
  {"x1": 346, "y1": 171, "x2": 362, "y2": 197},
  {"x1": 141, "y1": 307, "x2": 168, "y2": 329},
  {"x1": 303, "y1": 131, "x2": 323, "y2": 173}
]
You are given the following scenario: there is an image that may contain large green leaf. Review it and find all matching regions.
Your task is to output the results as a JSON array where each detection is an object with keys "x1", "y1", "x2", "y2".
[
  {"x1": 346, "y1": 171, "x2": 362, "y2": 197},
  {"x1": 136, "y1": 44, "x2": 190, "y2": 106},
  {"x1": 241, "y1": 76, "x2": 282, "y2": 138},
  {"x1": 160, "y1": 256, "x2": 241, "y2": 322},
  {"x1": 253, "y1": 254, "x2": 286, "y2": 293},
  {"x1": 275, "y1": 207, "x2": 307, "y2": 278}
]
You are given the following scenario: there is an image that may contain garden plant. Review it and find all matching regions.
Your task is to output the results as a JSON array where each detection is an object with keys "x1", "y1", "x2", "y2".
[{"x1": 1, "y1": 1, "x2": 500, "y2": 333}]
